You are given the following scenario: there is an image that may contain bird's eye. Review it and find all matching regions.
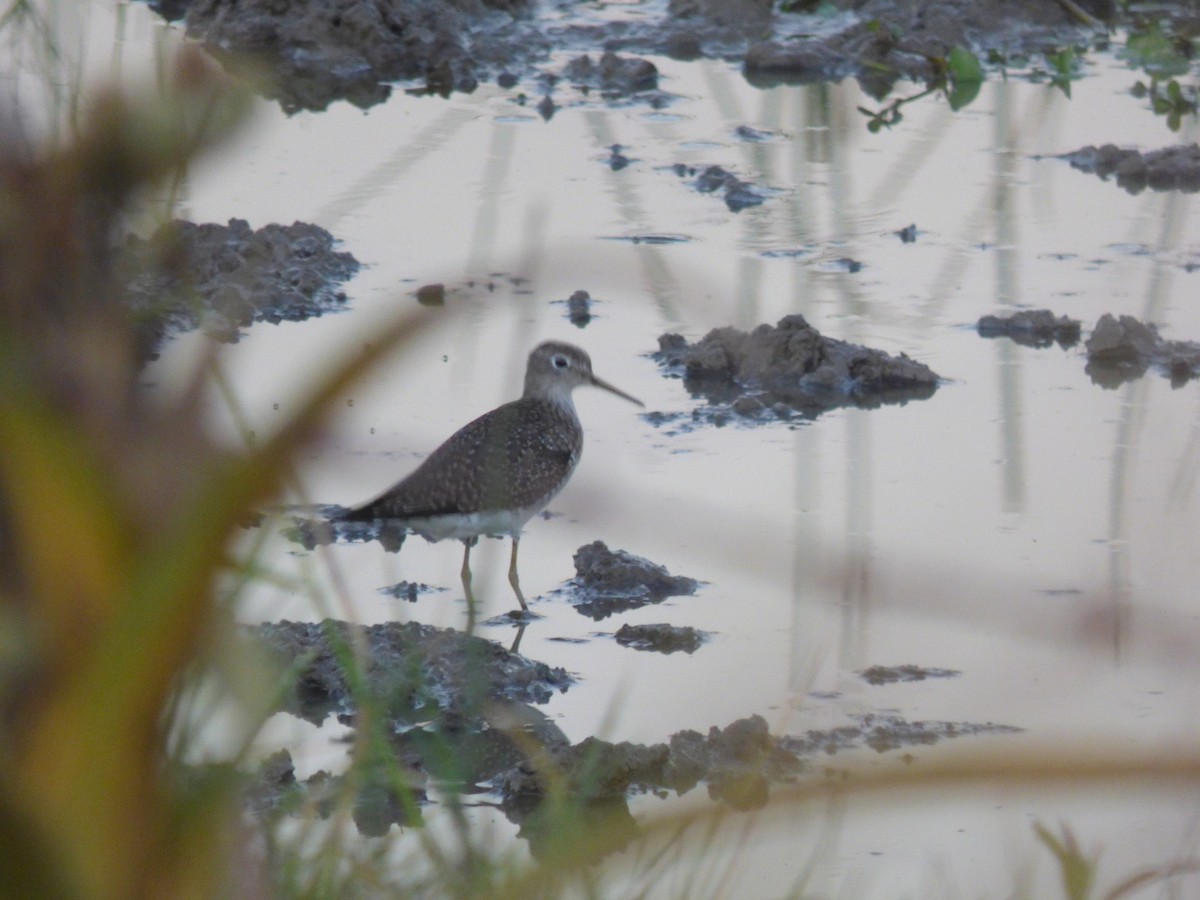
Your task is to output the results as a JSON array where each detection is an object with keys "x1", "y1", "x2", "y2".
[{"x1": 552, "y1": 354, "x2": 569, "y2": 369}]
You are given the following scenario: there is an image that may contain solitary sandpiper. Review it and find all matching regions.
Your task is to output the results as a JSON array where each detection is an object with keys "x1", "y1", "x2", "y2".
[{"x1": 344, "y1": 341, "x2": 643, "y2": 617}]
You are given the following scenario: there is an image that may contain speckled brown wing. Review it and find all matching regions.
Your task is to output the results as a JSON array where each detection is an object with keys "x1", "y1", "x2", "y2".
[{"x1": 345, "y1": 399, "x2": 583, "y2": 521}]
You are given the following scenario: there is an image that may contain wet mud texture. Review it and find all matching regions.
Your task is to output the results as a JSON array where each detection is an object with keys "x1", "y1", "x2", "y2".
[
  {"x1": 244, "y1": 708, "x2": 1020, "y2": 843},
  {"x1": 1061, "y1": 144, "x2": 1200, "y2": 194},
  {"x1": 560, "y1": 541, "x2": 701, "y2": 621},
  {"x1": 242, "y1": 627, "x2": 1018, "y2": 842},
  {"x1": 615, "y1": 622, "x2": 708, "y2": 655},
  {"x1": 247, "y1": 619, "x2": 572, "y2": 727},
  {"x1": 150, "y1": 0, "x2": 1110, "y2": 113},
  {"x1": 121, "y1": 219, "x2": 359, "y2": 360},
  {"x1": 652, "y1": 314, "x2": 940, "y2": 428},
  {"x1": 1085, "y1": 313, "x2": 1200, "y2": 388},
  {"x1": 977, "y1": 309, "x2": 1082, "y2": 348}
]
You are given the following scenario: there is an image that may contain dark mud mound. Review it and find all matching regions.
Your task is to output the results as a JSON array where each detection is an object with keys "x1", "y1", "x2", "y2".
[
  {"x1": 1085, "y1": 313, "x2": 1200, "y2": 387},
  {"x1": 247, "y1": 619, "x2": 573, "y2": 726},
  {"x1": 653, "y1": 314, "x2": 941, "y2": 427},
  {"x1": 560, "y1": 51, "x2": 660, "y2": 97},
  {"x1": 1061, "y1": 144, "x2": 1200, "y2": 194},
  {"x1": 121, "y1": 218, "x2": 359, "y2": 360},
  {"x1": 679, "y1": 163, "x2": 769, "y2": 212},
  {"x1": 561, "y1": 541, "x2": 701, "y2": 620},
  {"x1": 156, "y1": 0, "x2": 540, "y2": 112},
  {"x1": 615, "y1": 622, "x2": 709, "y2": 655},
  {"x1": 977, "y1": 309, "x2": 1082, "y2": 348}
]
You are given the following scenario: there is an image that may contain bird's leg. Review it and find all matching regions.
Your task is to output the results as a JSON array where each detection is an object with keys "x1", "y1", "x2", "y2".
[
  {"x1": 508, "y1": 536, "x2": 529, "y2": 612},
  {"x1": 462, "y1": 538, "x2": 478, "y2": 632},
  {"x1": 509, "y1": 623, "x2": 527, "y2": 655}
]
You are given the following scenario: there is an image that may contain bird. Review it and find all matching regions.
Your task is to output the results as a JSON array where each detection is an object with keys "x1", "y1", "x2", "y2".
[{"x1": 343, "y1": 341, "x2": 643, "y2": 619}]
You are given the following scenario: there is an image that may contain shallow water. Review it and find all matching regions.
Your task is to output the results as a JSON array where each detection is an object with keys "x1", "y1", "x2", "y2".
[{"x1": 24, "y1": 1, "x2": 1200, "y2": 895}]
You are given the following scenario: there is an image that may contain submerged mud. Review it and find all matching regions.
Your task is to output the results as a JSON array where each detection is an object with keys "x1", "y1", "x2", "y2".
[
  {"x1": 652, "y1": 314, "x2": 941, "y2": 428},
  {"x1": 121, "y1": 219, "x2": 359, "y2": 360}
]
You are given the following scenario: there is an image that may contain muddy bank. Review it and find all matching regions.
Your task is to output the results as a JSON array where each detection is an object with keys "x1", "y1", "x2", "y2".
[
  {"x1": 558, "y1": 541, "x2": 701, "y2": 620},
  {"x1": 121, "y1": 219, "x2": 359, "y2": 360},
  {"x1": 1061, "y1": 144, "x2": 1200, "y2": 194},
  {"x1": 241, "y1": 640, "x2": 1017, "y2": 841},
  {"x1": 246, "y1": 708, "x2": 1019, "y2": 836},
  {"x1": 247, "y1": 619, "x2": 572, "y2": 726},
  {"x1": 651, "y1": 315, "x2": 940, "y2": 428},
  {"x1": 151, "y1": 0, "x2": 543, "y2": 112},
  {"x1": 150, "y1": 0, "x2": 1109, "y2": 113}
]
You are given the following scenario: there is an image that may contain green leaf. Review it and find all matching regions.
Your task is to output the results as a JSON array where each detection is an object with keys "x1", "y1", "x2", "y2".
[
  {"x1": 947, "y1": 46, "x2": 984, "y2": 85},
  {"x1": 947, "y1": 77, "x2": 982, "y2": 111},
  {"x1": 946, "y1": 46, "x2": 984, "y2": 111},
  {"x1": 1124, "y1": 24, "x2": 1191, "y2": 78}
]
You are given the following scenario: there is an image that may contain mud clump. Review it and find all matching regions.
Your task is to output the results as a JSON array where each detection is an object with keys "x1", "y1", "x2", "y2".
[
  {"x1": 564, "y1": 541, "x2": 701, "y2": 620},
  {"x1": 566, "y1": 289, "x2": 592, "y2": 327},
  {"x1": 615, "y1": 622, "x2": 708, "y2": 655},
  {"x1": 1085, "y1": 313, "x2": 1200, "y2": 388},
  {"x1": 121, "y1": 219, "x2": 359, "y2": 360},
  {"x1": 156, "y1": 0, "x2": 539, "y2": 112},
  {"x1": 561, "y1": 51, "x2": 660, "y2": 96},
  {"x1": 858, "y1": 664, "x2": 960, "y2": 685},
  {"x1": 977, "y1": 309, "x2": 1081, "y2": 348},
  {"x1": 1061, "y1": 144, "x2": 1200, "y2": 194},
  {"x1": 246, "y1": 619, "x2": 573, "y2": 726},
  {"x1": 654, "y1": 315, "x2": 940, "y2": 425},
  {"x1": 685, "y1": 164, "x2": 767, "y2": 212}
]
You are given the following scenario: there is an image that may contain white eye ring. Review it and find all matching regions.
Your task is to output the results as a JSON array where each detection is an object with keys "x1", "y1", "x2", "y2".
[{"x1": 552, "y1": 354, "x2": 569, "y2": 369}]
